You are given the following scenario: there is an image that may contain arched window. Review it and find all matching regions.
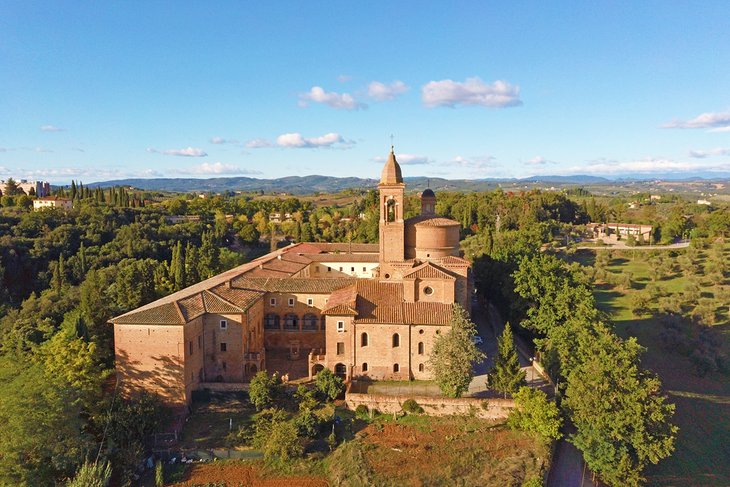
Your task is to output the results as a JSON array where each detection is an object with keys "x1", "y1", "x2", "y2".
[
  {"x1": 302, "y1": 314, "x2": 318, "y2": 331},
  {"x1": 361, "y1": 332, "x2": 369, "y2": 347},
  {"x1": 334, "y1": 363, "x2": 347, "y2": 377},
  {"x1": 418, "y1": 342, "x2": 424, "y2": 355},
  {"x1": 393, "y1": 363, "x2": 400, "y2": 373},
  {"x1": 264, "y1": 314, "x2": 280, "y2": 329},
  {"x1": 392, "y1": 333, "x2": 400, "y2": 348},
  {"x1": 362, "y1": 362, "x2": 368, "y2": 372},
  {"x1": 386, "y1": 199, "x2": 396, "y2": 222},
  {"x1": 284, "y1": 313, "x2": 298, "y2": 331},
  {"x1": 418, "y1": 363, "x2": 424, "y2": 372}
]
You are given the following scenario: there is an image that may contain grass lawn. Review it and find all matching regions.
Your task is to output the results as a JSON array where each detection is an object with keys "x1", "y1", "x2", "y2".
[
  {"x1": 567, "y1": 245, "x2": 730, "y2": 486},
  {"x1": 178, "y1": 391, "x2": 256, "y2": 451},
  {"x1": 356, "y1": 379, "x2": 441, "y2": 397}
]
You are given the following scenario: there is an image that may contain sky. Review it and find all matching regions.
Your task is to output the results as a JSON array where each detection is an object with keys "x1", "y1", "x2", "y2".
[{"x1": 2, "y1": 1, "x2": 730, "y2": 183}]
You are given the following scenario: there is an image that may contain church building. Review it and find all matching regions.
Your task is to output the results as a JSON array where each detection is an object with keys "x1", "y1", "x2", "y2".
[{"x1": 111, "y1": 148, "x2": 472, "y2": 408}]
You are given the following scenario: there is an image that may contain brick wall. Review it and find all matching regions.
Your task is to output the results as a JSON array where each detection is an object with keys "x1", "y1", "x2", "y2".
[{"x1": 345, "y1": 392, "x2": 515, "y2": 420}]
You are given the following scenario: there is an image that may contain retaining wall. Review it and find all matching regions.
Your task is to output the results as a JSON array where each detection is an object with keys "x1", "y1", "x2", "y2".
[{"x1": 345, "y1": 392, "x2": 515, "y2": 420}]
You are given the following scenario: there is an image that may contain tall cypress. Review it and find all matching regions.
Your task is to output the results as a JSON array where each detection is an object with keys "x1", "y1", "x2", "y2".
[
  {"x1": 172, "y1": 241, "x2": 186, "y2": 291},
  {"x1": 489, "y1": 322, "x2": 526, "y2": 398}
]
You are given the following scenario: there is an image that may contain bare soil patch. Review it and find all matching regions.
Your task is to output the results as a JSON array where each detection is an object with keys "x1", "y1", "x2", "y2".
[{"x1": 168, "y1": 462, "x2": 328, "y2": 487}]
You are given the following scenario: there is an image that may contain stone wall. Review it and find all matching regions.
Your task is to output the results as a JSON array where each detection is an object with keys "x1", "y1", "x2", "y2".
[{"x1": 345, "y1": 391, "x2": 515, "y2": 420}]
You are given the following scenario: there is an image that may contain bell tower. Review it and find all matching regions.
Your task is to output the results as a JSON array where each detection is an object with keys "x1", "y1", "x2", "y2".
[{"x1": 378, "y1": 146, "x2": 405, "y2": 272}]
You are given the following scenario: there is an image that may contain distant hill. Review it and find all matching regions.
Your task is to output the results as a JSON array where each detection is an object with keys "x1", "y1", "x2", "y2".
[{"x1": 88, "y1": 173, "x2": 729, "y2": 195}]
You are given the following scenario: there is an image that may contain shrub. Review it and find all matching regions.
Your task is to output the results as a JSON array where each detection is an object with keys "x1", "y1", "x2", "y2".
[
  {"x1": 314, "y1": 368, "x2": 344, "y2": 401},
  {"x1": 294, "y1": 408, "x2": 321, "y2": 438},
  {"x1": 65, "y1": 460, "x2": 112, "y2": 487},
  {"x1": 252, "y1": 408, "x2": 303, "y2": 462},
  {"x1": 507, "y1": 387, "x2": 562, "y2": 441},
  {"x1": 402, "y1": 399, "x2": 424, "y2": 414},
  {"x1": 295, "y1": 384, "x2": 319, "y2": 411},
  {"x1": 249, "y1": 371, "x2": 282, "y2": 410},
  {"x1": 355, "y1": 404, "x2": 369, "y2": 418}
]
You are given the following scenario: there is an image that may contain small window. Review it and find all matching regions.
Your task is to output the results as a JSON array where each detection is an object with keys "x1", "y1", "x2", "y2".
[
  {"x1": 362, "y1": 362, "x2": 368, "y2": 372},
  {"x1": 307, "y1": 298, "x2": 313, "y2": 306},
  {"x1": 288, "y1": 298, "x2": 295, "y2": 307},
  {"x1": 198, "y1": 335, "x2": 202, "y2": 349},
  {"x1": 337, "y1": 321, "x2": 345, "y2": 332},
  {"x1": 384, "y1": 273, "x2": 391, "y2": 279},
  {"x1": 189, "y1": 341, "x2": 193, "y2": 355},
  {"x1": 418, "y1": 342, "x2": 424, "y2": 355},
  {"x1": 351, "y1": 267, "x2": 355, "y2": 272},
  {"x1": 220, "y1": 343, "x2": 227, "y2": 352},
  {"x1": 327, "y1": 266, "x2": 331, "y2": 272},
  {"x1": 363, "y1": 267, "x2": 366, "y2": 272},
  {"x1": 361, "y1": 332, "x2": 368, "y2": 347},
  {"x1": 393, "y1": 363, "x2": 400, "y2": 373},
  {"x1": 314, "y1": 265, "x2": 319, "y2": 273},
  {"x1": 270, "y1": 297, "x2": 277, "y2": 306},
  {"x1": 418, "y1": 363, "x2": 424, "y2": 372},
  {"x1": 339, "y1": 266, "x2": 343, "y2": 272},
  {"x1": 220, "y1": 319, "x2": 227, "y2": 329},
  {"x1": 336, "y1": 342, "x2": 345, "y2": 355},
  {"x1": 418, "y1": 329, "x2": 424, "y2": 335},
  {"x1": 392, "y1": 333, "x2": 400, "y2": 348},
  {"x1": 423, "y1": 286, "x2": 434, "y2": 296}
]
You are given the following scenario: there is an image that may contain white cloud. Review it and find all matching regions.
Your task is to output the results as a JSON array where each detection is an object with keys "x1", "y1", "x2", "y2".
[
  {"x1": 40, "y1": 124, "x2": 65, "y2": 132},
  {"x1": 147, "y1": 146, "x2": 208, "y2": 157},
  {"x1": 689, "y1": 148, "x2": 730, "y2": 158},
  {"x1": 210, "y1": 136, "x2": 238, "y2": 145},
  {"x1": 421, "y1": 77, "x2": 522, "y2": 108},
  {"x1": 663, "y1": 111, "x2": 730, "y2": 130},
  {"x1": 176, "y1": 162, "x2": 261, "y2": 175},
  {"x1": 367, "y1": 80, "x2": 409, "y2": 101},
  {"x1": 525, "y1": 156, "x2": 556, "y2": 165},
  {"x1": 563, "y1": 157, "x2": 730, "y2": 175},
  {"x1": 276, "y1": 132, "x2": 351, "y2": 149},
  {"x1": 34, "y1": 147, "x2": 53, "y2": 153},
  {"x1": 299, "y1": 86, "x2": 367, "y2": 110},
  {"x1": 245, "y1": 138, "x2": 274, "y2": 149}
]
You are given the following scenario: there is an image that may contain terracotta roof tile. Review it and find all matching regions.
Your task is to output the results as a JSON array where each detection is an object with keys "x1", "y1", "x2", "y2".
[
  {"x1": 232, "y1": 277, "x2": 356, "y2": 294},
  {"x1": 209, "y1": 285, "x2": 263, "y2": 310},
  {"x1": 306, "y1": 254, "x2": 379, "y2": 263},
  {"x1": 202, "y1": 290, "x2": 246, "y2": 314},
  {"x1": 405, "y1": 215, "x2": 460, "y2": 227},
  {"x1": 113, "y1": 302, "x2": 185, "y2": 325},
  {"x1": 322, "y1": 284, "x2": 358, "y2": 315},
  {"x1": 402, "y1": 262, "x2": 457, "y2": 280},
  {"x1": 353, "y1": 280, "x2": 404, "y2": 324},
  {"x1": 403, "y1": 302, "x2": 453, "y2": 325},
  {"x1": 177, "y1": 293, "x2": 206, "y2": 321}
]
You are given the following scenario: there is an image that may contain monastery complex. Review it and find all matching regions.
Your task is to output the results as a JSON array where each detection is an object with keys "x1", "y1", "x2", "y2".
[{"x1": 111, "y1": 149, "x2": 473, "y2": 408}]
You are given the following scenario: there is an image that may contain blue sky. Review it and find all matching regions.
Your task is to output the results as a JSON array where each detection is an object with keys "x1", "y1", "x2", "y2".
[{"x1": 2, "y1": 1, "x2": 730, "y2": 183}]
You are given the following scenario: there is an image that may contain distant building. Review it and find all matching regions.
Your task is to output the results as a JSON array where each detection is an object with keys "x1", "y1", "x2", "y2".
[
  {"x1": 1, "y1": 179, "x2": 50, "y2": 197},
  {"x1": 586, "y1": 222, "x2": 653, "y2": 242},
  {"x1": 697, "y1": 199, "x2": 712, "y2": 206},
  {"x1": 33, "y1": 196, "x2": 72, "y2": 211},
  {"x1": 650, "y1": 195, "x2": 662, "y2": 201}
]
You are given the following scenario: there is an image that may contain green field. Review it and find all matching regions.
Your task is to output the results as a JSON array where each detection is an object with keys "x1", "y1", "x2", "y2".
[{"x1": 567, "y1": 244, "x2": 730, "y2": 485}]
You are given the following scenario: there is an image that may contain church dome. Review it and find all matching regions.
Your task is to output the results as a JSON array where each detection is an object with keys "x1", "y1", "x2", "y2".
[
  {"x1": 379, "y1": 147, "x2": 403, "y2": 186},
  {"x1": 421, "y1": 188, "x2": 435, "y2": 198}
]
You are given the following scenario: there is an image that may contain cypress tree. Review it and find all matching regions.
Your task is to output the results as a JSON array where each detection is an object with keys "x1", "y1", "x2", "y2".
[
  {"x1": 172, "y1": 241, "x2": 186, "y2": 291},
  {"x1": 70, "y1": 180, "x2": 77, "y2": 200},
  {"x1": 185, "y1": 242, "x2": 200, "y2": 286},
  {"x1": 53, "y1": 254, "x2": 65, "y2": 295},
  {"x1": 489, "y1": 322, "x2": 526, "y2": 398},
  {"x1": 79, "y1": 242, "x2": 87, "y2": 276}
]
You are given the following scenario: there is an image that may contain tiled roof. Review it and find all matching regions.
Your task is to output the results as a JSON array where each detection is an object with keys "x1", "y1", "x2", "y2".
[
  {"x1": 433, "y1": 255, "x2": 471, "y2": 267},
  {"x1": 232, "y1": 277, "x2": 356, "y2": 294},
  {"x1": 353, "y1": 280, "x2": 404, "y2": 324},
  {"x1": 208, "y1": 285, "x2": 263, "y2": 310},
  {"x1": 202, "y1": 290, "x2": 246, "y2": 314},
  {"x1": 112, "y1": 302, "x2": 185, "y2": 325},
  {"x1": 322, "y1": 284, "x2": 358, "y2": 315},
  {"x1": 403, "y1": 302, "x2": 453, "y2": 325},
  {"x1": 177, "y1": 293, "x2": 206, "y2": 321},
  {"x1": 305, "y1": 242, "x2": 379, "y2": 253},
  {"x1": 402, "y1": 262, "x2": 457, "y2": 280},
  {"x1": 405, "y1": 215, "x2": 460, "y2": 227}
]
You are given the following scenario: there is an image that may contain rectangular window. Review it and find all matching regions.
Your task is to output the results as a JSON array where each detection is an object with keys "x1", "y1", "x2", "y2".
[
  {"x1": 351, "y1": 267, "x2": 355, "y2": 272},
  {"x1": 339, "y1": 267, "x2": 343, "y2": 272},
  {"x1": 307, "y1": 298, "x2": 313, "y2": 306},
  {"x1": 189, "y1": 341, "x2": 193, "y2": 355},
  {"x1": 220, "y1": 319, "x2": 227, "y2": 329},
  {"x1": 220, "y1": 343, "x2": 227, "y2": 352},
  {"x1": 270, "y1": 298, "x2": 277, "y2": 306},
  {"x1": 363, "y1": 267, "x2": 366, "y2": 272},
  {"x1": 337, "y1": 321, "x2": 345, "y2": 332},
  {"x1": 314, "y1": 265, "x2": 319, "y2": 273},
  {"x1": 198, "y1": 335, "x2": 202, "y2": 349},
  {"x1": 327, "y1": 266, "x2": 331, "y2": 272},
  {"x1": 288, "y1": 298, "x2": 295, "y2": 307},
  {"x1": 336, "y1": 342, "x2": 345, "y2": 355}
]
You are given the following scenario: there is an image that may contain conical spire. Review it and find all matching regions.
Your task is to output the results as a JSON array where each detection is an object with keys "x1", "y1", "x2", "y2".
[{"x1": 379, "y1": 146, "x2": 404, "y2": 185}]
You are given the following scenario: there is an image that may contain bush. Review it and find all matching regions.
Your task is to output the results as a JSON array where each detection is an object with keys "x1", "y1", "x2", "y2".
[
  {"x1": 294, "y1": 408, "x2": 321, "y2": 438},
  {"x1": 252, "y1": 408, "x2": 303, "y2": 462},
  {"x1": 249, "y1": 371, "x2": 282, "y2": 410},
  {"x1": 507, "y1": 387, "x2": 562, "y2": 441},
  {"x1": 295, "y1": 384, "x2": 319, "y2": 411},
  {"x1": 355, "y1": 404, "x2": 369, "y2": 418},
  {"x1": 314, "y1": 368, "x2": 344, "y2": 401},
  {"x1": 401, "y1": 399, "x2": 424, "y2": 414}
]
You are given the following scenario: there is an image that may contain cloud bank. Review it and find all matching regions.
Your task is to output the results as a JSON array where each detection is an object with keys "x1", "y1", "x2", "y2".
[
  {"x1": 663, "y1": 110, "x2": 730, "y2": 131},
  {"x1": 299, "y1": 86, "x2": 366, "y2": 110}
]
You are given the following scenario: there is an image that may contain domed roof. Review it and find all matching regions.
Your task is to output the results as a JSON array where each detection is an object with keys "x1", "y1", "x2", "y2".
[
  {"x1": 379, "y1": 147, "x2": 403, "y2": 186},
  {"x1": 421, "y1": 188, "x2": 435, "y2": 198}
]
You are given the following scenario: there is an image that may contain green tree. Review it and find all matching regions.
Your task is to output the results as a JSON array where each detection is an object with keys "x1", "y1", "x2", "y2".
[
  {"x1": 489, "y1": 322, "x2": 526, "y2": 397},
  {"x1": 65, "y1": 460, "x2": 112, "y2": 487},
  {"x1": 171, "y1": 240, "x2": 186, "y2": 291},
  {"x1": 507, "y1": 386, "x2": 562, "y2": 441},
  {"x1": 314, "y1": 367, "x2": 344, "y2": 401},
  {"x1": 428, "y1": 304, "x2": 485, "y2": 397},
  {"x1": 248, "y1": 371, "x2": 283, "y2": 410}
]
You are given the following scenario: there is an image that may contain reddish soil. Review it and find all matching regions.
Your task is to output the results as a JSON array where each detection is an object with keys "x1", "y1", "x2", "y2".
[{"x1": 168, "y1": 463, "x2": 328, "y2": 487}]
